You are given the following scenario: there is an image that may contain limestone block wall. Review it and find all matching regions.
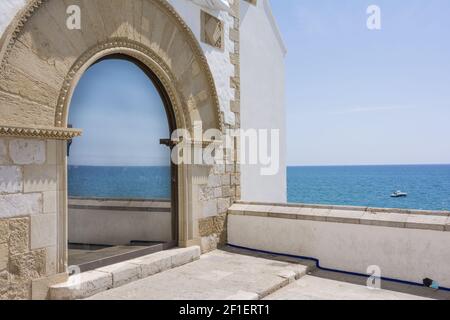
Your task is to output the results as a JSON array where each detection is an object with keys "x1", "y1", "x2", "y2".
[
  {"x1": 0, "y1": 0, "x2": 242, "y2": 257},
  {"x1": 196, "y1": 0, "x2": 241, "y2": 251},
  {"x1": 0, "y1": 137, "x2": 63, "y2": 299}
]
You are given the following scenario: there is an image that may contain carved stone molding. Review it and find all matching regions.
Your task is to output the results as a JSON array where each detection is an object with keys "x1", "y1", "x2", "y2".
[
  {"x1": 0, "y1": 124, "x2": 82, "y2": 140},
  {"x1": 0, "y1": 0, "x2": 224, "y2": 132},
  {"x1": 54, "y1": 39, "x2": 187, "y2": 130}
]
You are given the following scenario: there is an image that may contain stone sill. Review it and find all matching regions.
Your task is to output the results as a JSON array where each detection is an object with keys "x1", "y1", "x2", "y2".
[
  {"x1": 229, "y1": 202, "x2": 450, "y2": 232},
  {"x1": 68, "y1": 197, "x2": 171, "y2": 213}
]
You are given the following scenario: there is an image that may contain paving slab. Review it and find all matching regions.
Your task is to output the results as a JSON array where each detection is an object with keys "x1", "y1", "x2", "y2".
[
  {"x1": 264, "y1": 275, "x2": 431, "y2": 300},
  {"x1": 88, "y1": 248, "x2": 312, "y2": 300}
]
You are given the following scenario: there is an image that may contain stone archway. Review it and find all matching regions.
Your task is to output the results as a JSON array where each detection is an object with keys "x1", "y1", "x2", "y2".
[
  {"x1": 0, "y1": 0, "x2": 227, "y2": 283},
  {"x1": 0, "y1": 0, "x2": 222, "y2": 131}
]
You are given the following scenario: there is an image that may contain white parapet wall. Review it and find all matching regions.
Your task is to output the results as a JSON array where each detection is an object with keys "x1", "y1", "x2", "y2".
[
  {"x1": 228, "y1": 202, "x2": 450, "y2": 288},
  {"x1": 68, "y1": 198, "x2": 173, "y2": 246}
]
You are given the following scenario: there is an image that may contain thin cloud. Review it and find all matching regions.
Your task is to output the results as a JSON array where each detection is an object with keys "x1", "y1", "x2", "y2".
[{"x1": 329, "y1": 105, "x2": 416, "y2": 115}]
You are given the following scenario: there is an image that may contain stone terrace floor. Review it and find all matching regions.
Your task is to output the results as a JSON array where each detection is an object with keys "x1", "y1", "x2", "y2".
[{"x1": 88, "y1": 247, "x2": 450, "y2": 300}]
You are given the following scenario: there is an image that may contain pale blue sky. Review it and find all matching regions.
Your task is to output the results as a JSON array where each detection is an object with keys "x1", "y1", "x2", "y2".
[
  {"x1": 271, "y1": 0, "x2": 450, "y2": 165},
  {"x1": 69, "y1": 1, "x2": 450, "y2": 167},
  {"x1": 68, "y1": 59, "x2": 170, "y2": 166}
]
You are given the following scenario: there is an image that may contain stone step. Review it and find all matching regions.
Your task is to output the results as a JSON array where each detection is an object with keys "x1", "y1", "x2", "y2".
[{"x1": 49, "y1": 246, "x2": 201, "y2": 300}]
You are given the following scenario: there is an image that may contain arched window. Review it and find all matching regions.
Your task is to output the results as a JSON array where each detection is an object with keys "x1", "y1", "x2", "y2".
[{"x1": 67, "y1": 57, "x2": 176, "y2": 271}]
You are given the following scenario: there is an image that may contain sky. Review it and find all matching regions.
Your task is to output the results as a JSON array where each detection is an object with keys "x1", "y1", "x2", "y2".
[
  {"x1": 68, "y1": 59, "x2": 170, "y2": 166},
  {"x1": 69, "y1": 1, "x2": 450, "y2": 167},
  {"x1": 271, "y1": 0, "x2": 450, "y2": 166}
]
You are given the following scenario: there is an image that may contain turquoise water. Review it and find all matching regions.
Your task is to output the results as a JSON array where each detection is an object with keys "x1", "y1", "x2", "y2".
[
  {"x1": 288, "y1": 165, "x2": 450, "y2": 211},
  {"x1": 69, "y1": 165, "x2": 450, "y2": 211}
]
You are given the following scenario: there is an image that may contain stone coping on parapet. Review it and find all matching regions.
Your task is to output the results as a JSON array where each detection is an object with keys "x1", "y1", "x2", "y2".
[
  {"x1": 0, "y1": 124, "x2": 82, "y2": 140},
  {"x1": 68, "y1": 197, "x2": 171, "y2": 213},
  {"x1": 229, "y1": 202, "x2": 450, "y2": 232}
]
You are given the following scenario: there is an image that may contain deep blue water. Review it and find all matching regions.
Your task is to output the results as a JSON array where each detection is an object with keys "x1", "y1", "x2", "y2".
[
  {"x1": 288, "y1": 165, "x2": 450, "y2": 211},
  {"x1": 68, "y1": 166, "x2": 171, "y2": 199},
  {"x1": 69, "y1": 165, "x2": 450, "y2": 211}
]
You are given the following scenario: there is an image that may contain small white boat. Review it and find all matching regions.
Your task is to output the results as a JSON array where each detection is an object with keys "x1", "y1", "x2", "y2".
[{"x1": 391, "y1": 191, "x2": 408, "y2": 198}]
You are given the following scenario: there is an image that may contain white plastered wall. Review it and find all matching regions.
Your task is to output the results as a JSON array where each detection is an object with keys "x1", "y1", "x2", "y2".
[
  {"x1": 229, "y1": 215, "x2": 450, "y2": 288},
  {"x1": 240, "y1": 0, "x2": 287, "y2": 203}
]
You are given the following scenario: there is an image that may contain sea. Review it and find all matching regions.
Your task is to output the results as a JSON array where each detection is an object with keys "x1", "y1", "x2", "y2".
[{"x1": 68, "y1": 164, "x2": 450, "y2": 211}]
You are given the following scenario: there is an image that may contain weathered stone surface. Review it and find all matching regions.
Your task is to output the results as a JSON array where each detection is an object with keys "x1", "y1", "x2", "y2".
[
  {"x1": 0, "y1": 91, "x2": 55, "y2": 127},
  {"x1": 23, "y1": 165, "x2": 57, "y2": 193},
  {"x1": 243, "y1": 205, "x2": 272, "y2": 217},
  {"x1": 46, "y1": 140, "x2": 57, "y2": 165},
  {"x1": 198, "y1": 214, "x2": 226, "y2": 238},
  {"x1": 7, "y1": 280, "x2": 31, "y2": 300},
  {"x1": 49, "y1": 247, "x2": 201, "y2": 300},
  {"x1": 0, "y1": 270, "x2": 9, "y2": 288},
  {"x1": 0, "y1": 166, "x2": 23, "y2": 194},
  {"x1": 0, "y1": 140, "x2": 9, "y2": 164},
  {"x1": 9, "y1": 249, "x2": 46, "y2": 280},
  {"x1": 45, "y1": 246, "x2": 57, "y2": 276},
  {"x1": 221, "y1": 174, "x2": 231, "y2": 186},
  {"x1": 31, "y1": 214, "x2": 57, "y2": 250},
  {"x1": 43, "y1": 191, "x2": 57, "y2": 214},
  {"x1": 203, "y1": 199, "x2": 218, "y2": 217},
  {"x1": 0, "y1": 193, "x2": 42, "y2": 218},
  {"x1": 9, "y1": 139, "x2": 46, "y2": 165},
  {"x1": 228, "y1": 204, "x2": 247, "y2": 215},
  {"x1": 406, "y1": 214, "x2": 447, "y2": 231},
  {"x1": 0, "y1": 219, "x2": 9, "y2": 243},
  {"x1": 226, "y1": 291, "x2": 259, "y2": 300},
  {"x1": 98, "y1": 262, "x2": 141, "y2": 288},
  {"x1": 170, "y1": 246, "x2": 201, "y2": 267},
  {"x1": 222, "y1": 185, "x2": 231, "y2": 197},
  {"x1": 0, "y1": 243, "x2": 8, "y2": 270},
  {"x1": 88, "y1": 249, "x2": 312, "y2": 300},
  {"x1": 327, "y1": 210, "x2": 365, "y2": 224},
  {"x1": 265, "y1": 275, "x2": 430, "y2": 301},
  {"x1": 201, "y1": 234, "x2": 219, "y2": 253},
  {"x1": 360, "y1": 212, "x2": 407, "y2": 228},
  {"x1": 198, "y1": 217, "x2": 215, "y2": 237},
  {"x1": 0, "y1": 64, "x2": 60, "y2": 107},
  {"x1": 268, "y1": 206, "x2": 301, "y2": 220},
  {"x1": 32, "y1": 272, "x2": 68, "y2": 300},
  {"x1": 208, "y1": 175, "x2": 222, "y2": 188},
  {"x1": 218, "y1": 197, "x2": 231, "y2": 213},
  {"x1": 132, "y1": 253, "x2": 172, "y2": 278},
  {"x1": 49, "y1": 271, "x2": 113, "y2": 300},
  {"x1": 8, "y1": 218, "x2": 29, "y2": 255}
]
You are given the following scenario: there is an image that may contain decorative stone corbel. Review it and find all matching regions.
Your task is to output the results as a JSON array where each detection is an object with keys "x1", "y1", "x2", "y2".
[{"x1": 188, "y1": 0, "x2": 233, "y2": 13}]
